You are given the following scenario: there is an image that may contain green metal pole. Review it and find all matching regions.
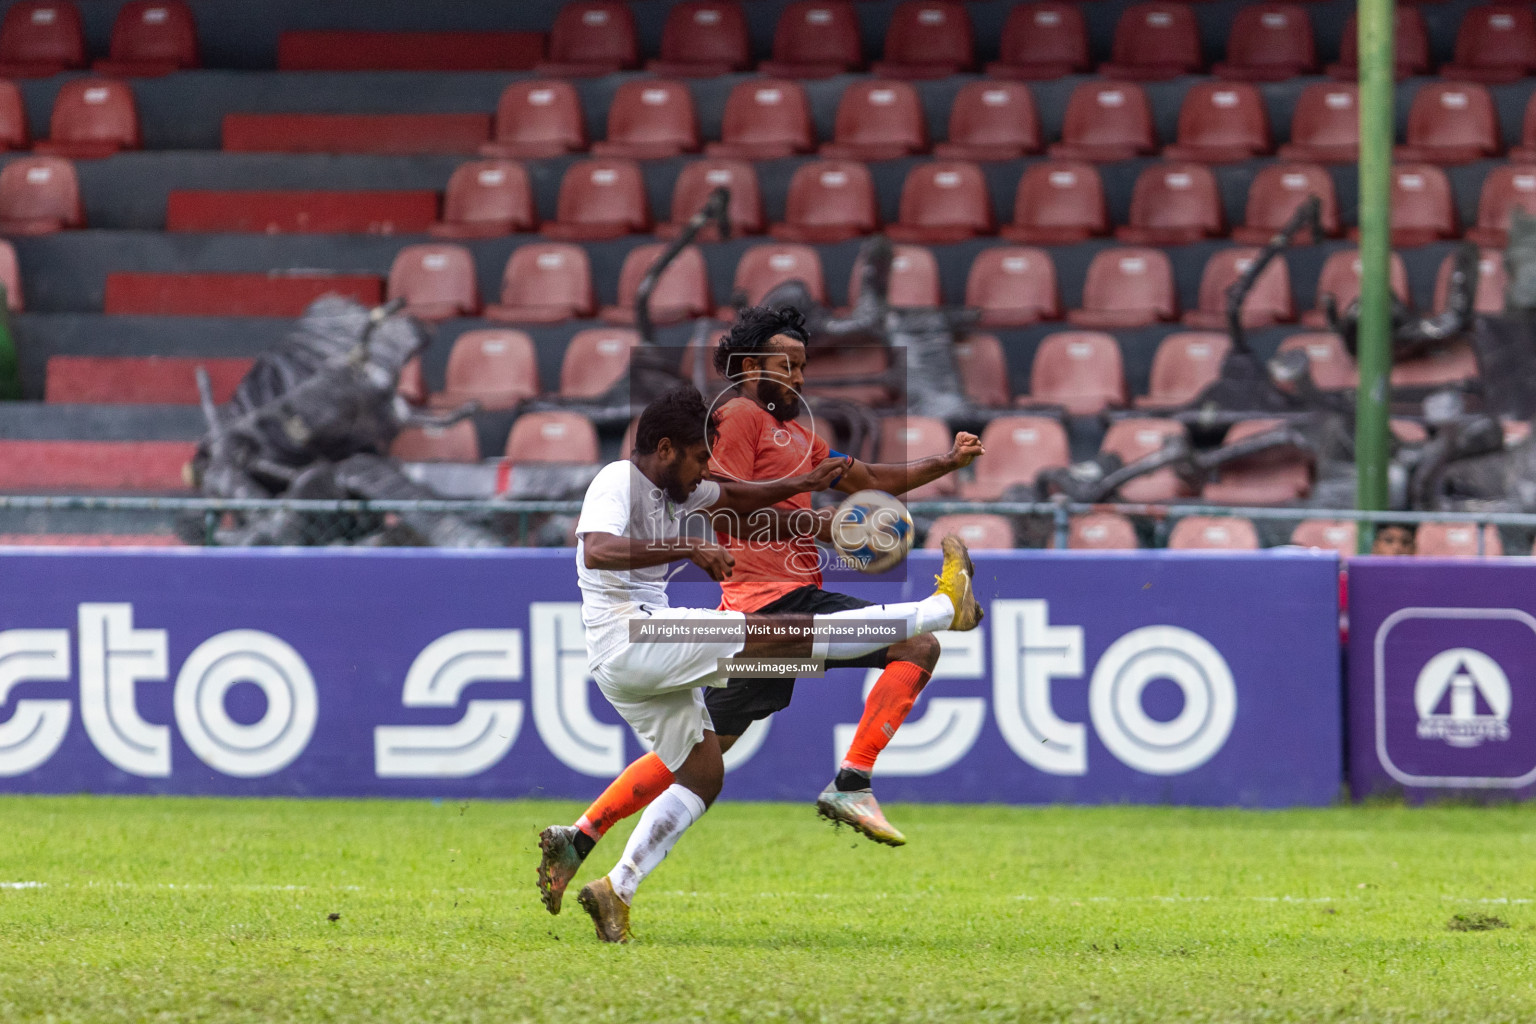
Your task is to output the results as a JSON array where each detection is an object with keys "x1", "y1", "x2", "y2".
[{"x1": 1355, "y1": 0, "x2": 1395, "y2": 552}]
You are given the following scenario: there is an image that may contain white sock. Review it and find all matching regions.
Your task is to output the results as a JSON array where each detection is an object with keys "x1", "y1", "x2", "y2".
[
  {"x1": 811, "y1": 596, "x2": 955, "y2": 660},
  {"x1": 608, "y1": 783, "x2": 708, "y2": 905}
]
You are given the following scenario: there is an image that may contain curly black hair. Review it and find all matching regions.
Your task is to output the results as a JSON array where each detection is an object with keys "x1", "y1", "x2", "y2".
[
  {"x1": 633, "y1": 383, "x2": 720, "y2": 455},
  {"x1": 712, "y1": 305, "x2": 809, "y2": 379}
]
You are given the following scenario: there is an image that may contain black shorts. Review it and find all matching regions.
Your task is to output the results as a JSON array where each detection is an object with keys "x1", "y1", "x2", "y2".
[{"x1": 704, "y1": 585, "x2": 889, "y2": 737}]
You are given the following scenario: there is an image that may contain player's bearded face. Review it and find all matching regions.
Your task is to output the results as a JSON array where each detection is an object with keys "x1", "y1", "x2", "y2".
[
  {"x1": 658, "y1": 440, "x2": 711, "y2": 503},
  {"x1": 754, "y1": 338, "x2": 806, "y2": 423}
]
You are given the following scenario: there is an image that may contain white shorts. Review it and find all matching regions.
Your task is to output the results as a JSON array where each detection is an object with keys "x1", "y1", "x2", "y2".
[{"x1": 592, "y1": 607, "x2": 747, "y2": 772}]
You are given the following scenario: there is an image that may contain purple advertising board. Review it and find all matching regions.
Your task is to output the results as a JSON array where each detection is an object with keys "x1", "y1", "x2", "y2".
[
  {"x1": 1349, "y1": 557, "x2": 1536, "y2": 799},
  {"x1": 0, "y1": 548, "x2": 1341, "y2": 806}
]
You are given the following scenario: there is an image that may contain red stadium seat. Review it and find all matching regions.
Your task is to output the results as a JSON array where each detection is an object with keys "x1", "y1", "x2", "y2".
[
  {"x1": 647, "y1": 1, "x2": 750, "y2": 77},
  {"x1": 1136, "y1": 331, "x2": 1230, "y2": 410},
  {"x1": 387, "y1": 245, "x2": 479, "y2": 320},
  {"x1": 965, "y1": 247, "x2": 1059, "y2": 326},
  {"x1": 1466, "y1": 164, "x2": 1536, "y2": 247},
  {"x1": 1115, "y1": 162, "x2": 1224, "y2": 245},
  {"x1": 658, "y1": 159, "x2": 763, "y2": 239},
  {"x1": 771, "y1": 160, "x2": 878, "y2": 243},
  {"x1": 432, "y1": 329, "x2": 539, "y2": 412},
  {"x1": 1277, "y1": 84, "x2": 1359, "y2": 164},
  {"x1": 1276, "y1": 332, "x2": 1356, "y2": 390},
  {"x1": 1022, "y1": 331, "x2": 1127, "y2": 415},
  {"x1": 923, "y1": 514, "x2": 1014, "y2": 550},
  {"x1": 706, "y1": 79, "x2": 814, "y2": 160},
  {"x1": 953, "y1": 332, "x2": 1011, "y2": 406},
  {"x1": 1202, "y1": 418, "x2": 1311, "y2": 505},
  {"x1": 1183, "y1": 247, "x2": 1294, "y2": 330},
  {"x1": 94, "y1": 0, "x2": 196, "y2": 76},
  {"x1": 1068, "y1": 248, "x2": 1177, "y2": 328},
  {"x1": 103, "y1": 272, "x2": 380, "y2": 316},
  {"x1": 484, "y1": 243, "x2": 594, "y2": 323},
  {"x1": 730, "y1": 244, "x2": 826, "y2": 309},
  {"x1": 848, "y1": 244, "x2": 940, "y2": 308},
  {"x1": 1099, "y1": 3, "x2": 1202, "y2": 81},
  {"x1": 600, "y1": 243, "x2": 712, "y2": 325},
  {"x1": 536, "y1": 1, "x2": 638, "y2": 77},
  {"x1": 987, "y1": 2, "x2": 1089, "y2": 80},
  {"x1": 1395, "y1": 83, "x2": 1500, "y2": 165},
  {"x1": 1328, "y1": 9, "x2": 1430, "y2": 79},
  {"x1": 878, "y1": 415, "x2": 956, "y2": 498},
  {"x1": 820, "y1": 80, "x2": 927, "y2": 161},
  {"x1": 399, "y1": 355, "x2": 427, "y2": 406},
  {"x1": 999, "y1": 161, "x2": 1107, "y2": 244},
  {"x1": 0, "y1": 439, "x2": 195, "y2": 491},
  {"x1": 542, "y1": 159, "x2": 649, "y2": 240},
  {"x1": 481, "y1": 80, "x2": 585, "y2": 159},
  {"x1": 1099, "y1": 418, "x2": 1190, "y2": 502},
  {"x1": 1168, "y1": 516, "x2": 1259, "y2": 550},
  {"x1": 1048, "y1": 82, "x2": 1156, "y2": 162},
  {"x1": 1441, "y1": 4, "x2": 1536, "y2": 83},
  {"x1": 591, "y1": 80, "x2": 699, "y2": 160},
  {"x1": 1301, "y1": 250, "x2": 1410, "y2": 327},
  {"x1": 872, "y1": 1, "x2": 974, "y2": 79},
  {"x1": 962, "y1": 416, "x2": 1069, "y2": 499},
  {"x1": 1506, "y1": 94, "x2": 1536, "y2": 162},
  {"x1": 1415, "y1": 523, "x2": 1503, "y2": 558},
  {"x1": 45, "y1": 355, "x2": 248, "y2": 404},
  {"x1": 0, "y1": 1, "x2": 83, "y2": 77},
  {"x1": 1163, "y1": 82, "x2": 1271, "y2": 164},
  {"x1": 391, "y1": 421, "x2": 481, "y2": 463},
  {"x1": 1433, "y1": 248, "x2": 1505, "y2": 313},
  {"x1": 760, "y1": 0, "x2": 862, "y2": 79},
  {"x1": 429, "y1": 160, "x2": 536, "y2": 238},
  {"x1": 1291, "y1": 519, "x2": 1357, "y2": 555},
  {"x1": 0, "y1": 80, "x2": 26, "y2": 150},
  {"x1": 0, "y1": 156, "x2": 81, "y2": 234},
  {"x1": 34, "y1": 78, "x2": 139, "y2": 158},
  {"x1": 935, "y1": 81, "x2": 1041, "y2": 161},
  {"x1": 559, "y1": 329, "x2": 640, "y2": 399},
  {"x1": 1070, "y1": 512, "x2": 1138, "y2": 550},
  {"x1": 1346, "y1": 164, "x2": 1455, "y2": 247},
  {"x1": 1391, "y1": 341, "x2": 1479, "y2": 389},
  {"x1": 1213, "y1": 4, "x2": 1315, "y2": 81},
  {"x1": 887, "y1": 161, "x2": 994, "y2": 243},
  {"x1": 1231, "y1": 163, "x2": 1339, "y2": 244}
]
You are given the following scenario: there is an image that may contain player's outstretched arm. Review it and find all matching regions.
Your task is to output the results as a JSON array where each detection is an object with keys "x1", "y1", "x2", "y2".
[
  {"x1": 706, "y1": 455, "x2": 849, "y2": 515},
  {"x1": 834, "y1": 432, "x2": 985, "y2": 496},
  {"x1": 582, "y1": 532, "x2": 736, "y2": 580}
]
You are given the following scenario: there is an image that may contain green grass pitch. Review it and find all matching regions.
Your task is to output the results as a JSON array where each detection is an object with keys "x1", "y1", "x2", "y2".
[{"x1": 1, "y1": 796, "x2": 1534, "y2": 1023}]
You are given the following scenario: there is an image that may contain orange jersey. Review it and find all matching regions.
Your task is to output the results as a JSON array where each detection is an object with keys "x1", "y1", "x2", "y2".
[{"x1": 709, "y1": 396, "x2": 832, "y2": 612}]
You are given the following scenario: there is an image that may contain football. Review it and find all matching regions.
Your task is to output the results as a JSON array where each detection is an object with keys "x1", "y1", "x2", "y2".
[{"x1": 830, "y1": 489, "x2": 915, "y2": 574}]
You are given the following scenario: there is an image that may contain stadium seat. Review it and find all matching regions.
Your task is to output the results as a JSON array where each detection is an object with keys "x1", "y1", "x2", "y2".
[
  {"x1": 965, "y1": 247, "x2": 1059, "y2": 326},
  {"x1": 1163, "y1": 82, "x2": 1271, "y2": 164},
  {"x1": 759, "y1": 0, "x2": 862, "y2": 79},
  {"x1": 429, "y1": 160, "x2": 536, "y2": 238},
  {"x1": 1276, "y1": 332, "x2": 1356, "y2": 390},
  {"x1": 771, "y1": 160, "x2": 879, "y2": 243},
  {"x1": 1341, "y1": 164, "x2": 1456, "y2": 248},
  {"x1": 999, "y1": 160, "x2": 1107, "y2": 244},
  {"x1": 1507, "y1": 94, "x2": 1536, "y2": 161},
  {"x1": 1136, "y1": 331, "x2": 1230, "y2": 410},
  {"x1": 1391, "y1": 341, "x2": 1479, "y2": 389},
  {"x1": 1182, "y1": 247, "x2": 1294, "y2": 330},
  {"x1": 1395, "y1": 83, "x2": 1500, "y2": 165},
  {"x1": 846, "y1": 245, "x2": 940, "y2": 309},
  {"x1": 0, "y1": 239, "x2": 20, "y2": 310},
  {"x1": 1049, "y1": 82, "x2": 1156, "y2": 162},
  {"x1": 34, "y1": 78, "x2": 139, "y2": 158},
  {"x1": 559, "y1": 329, "x2": 640, "y2": 399},
  {"x1": 505, "y1": 412, "x2": 602, "y2": 467},
  {"x1": 820, "y1": 80, "x2": 927, "y2": 160},
  {"x1": 1328, "y1": 9, "x2": 1430, "y2": 79},
  {"x1": 1167, "y1": 516, "x2": 1259, "y2": 550},
  {"x1": 706, "y1": 79, "x2": 814, "y2": 160},
  {"x1": 1202, "y1": 418, "x2": 1311, "y2": 504},
  {"x1": 1099, "y1": 3, "x2": 1202, "y2": 81},
  {"x1": 1231, "y1": 163, "x2": 1339, "y2": 244},
  {"x1": 658, "y1": 159, "x2": 764, "y2": 239},
  {"x1": 1277, "y1": 84, "x2": 1360, "y2": 164},
  {"x1": 872, "y1": 1, "x2": 974, "y2": 79},
  {"x1": 397, "y1": 357, "x2": 425, "y2": 406},
  {"x1": 1441, "y1": 4, "x2": 1536, "y2": 83},
  {"x1": 542, "y1": 159, "x2": 649, "y2": 240},
  {"x1": 923, "y1": 514, "x2": 1015, "y2": 551},
  {"x1": 1069, "y1": 512, "x2": 1138, "y2": 550},
  {"x1": 1433, "y1": 248, "x2": 1505, "y2": 313},
  {"x1": 887, "y1": 161, "x2": 994, "y2": 243},
  {"x1": 1115, "y1": 162, "x2": 1224, "y2": 245},
  {"x1": 1415, "y1": 523, "x2": 1503, "y2": 558},
  {"x1": 952, "y1": 332, "x2": 1011, "y2": 406},
  {"x1": 961, "y1": 416, "x2": 1070, "y2": 499},
  {"x1": 0, "y1": 155, "x2": 81, "y2": 234},
  {"x1": 986, "y1": 2, "x2": 1089, "y2": 80},
  {"x1": 934, "y1": 81, "x2": 1041, "y2": 161},
  {"x1": 647, "y1": 0, "x2": 750, "y2": 77},
  {"x1": 1213, "y1": 4, "x2": 1316, "y2": 81},
  {"x1": 599, "y1": 243, "x2": 712, "y2": 325},
  {"x1": 1466, "y1": 165, "x2": 1536, "y2": 247},
  {"x1": 1291, "y1": 519, "x2": 1356, "y2": 555},
  {"x1": 484, "y1": 243, "x2": 594, "y2": 323},
  {"x1": 729, "y1": 244, "x2": 826, "y2": 309},
  {"x1": 386, "y1": 245, "x2": 478, "y2": 320},
  {"x1": 536, "y1": 1, "x2": 639, "y2": 76},
  {"x1": 1068, "y1": 248, "x2": 1177, "y2": 328},
  {"x1": 433, "y1": 329, "x2": 539, "y2": 412},
  {"x1": 0, "y1": 1, "x2": 83, "y2": 77},
  {"x1": 391, "y1": 421, "x2": 481, "y2": 463},
  {"x1": 1301, "y1": 250, "x2": 1410, "y2": 327},
  {"x1": 480, "y1": 80, "x2": 585, "y2": 159},
  {"x1": 94, "y1": 0, "x2": 196, "y2": 76},
  {"x1": 877, "y1": 415, "x2": 956, "y2": 498},
  {"x1": 1021, "y1": 331, "x2": 1126, "y2": 415},
  {"x1": 0, "y1": 80, "x2": 29, "y2": 151},
  {"x1": 591, "y1": 80, "x2": 699, "y2": 160},
  {"x1": 1099, "y1": 418, "x2": 1189, "y2": 502}
]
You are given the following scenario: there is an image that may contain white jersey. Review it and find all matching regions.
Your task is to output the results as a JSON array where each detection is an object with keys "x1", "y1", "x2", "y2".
[{"x1": 575, "y1": 460, "x2": 721, "y2": 669}]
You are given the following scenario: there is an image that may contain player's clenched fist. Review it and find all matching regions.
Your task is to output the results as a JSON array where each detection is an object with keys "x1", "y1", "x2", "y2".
[
  {"x1": 689, "y1": 541, "x2": 736, "y2": 581},
  {"x1": 948, "y1": 432, "x2": 985, "y2": 469}
]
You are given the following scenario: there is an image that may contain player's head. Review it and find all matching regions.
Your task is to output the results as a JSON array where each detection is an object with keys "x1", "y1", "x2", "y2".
[
  {"x1": 1372, "y1": 523, "x2": 1417, "y2": 556},
  {"x1": 713, "y1": 305, "x2": 809, "y2": 423},
  {"x1": 633, "y1": 383, "x2": 720, "y2": 502}
]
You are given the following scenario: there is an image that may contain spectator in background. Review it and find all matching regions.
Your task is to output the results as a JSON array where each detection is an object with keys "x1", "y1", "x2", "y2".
[{"x1": 1372, "y1": 523, "x2": 1417, "y2": 556}]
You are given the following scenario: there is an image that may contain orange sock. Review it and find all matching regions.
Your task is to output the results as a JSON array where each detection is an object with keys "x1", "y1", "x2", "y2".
[
  {"x1": 840, "y1": 661, "x2": 931, "y2": 773},
  {"x1": 575, "y1": 751, "x2": 675, "y2": 840}
]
